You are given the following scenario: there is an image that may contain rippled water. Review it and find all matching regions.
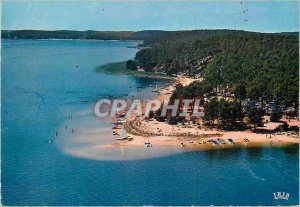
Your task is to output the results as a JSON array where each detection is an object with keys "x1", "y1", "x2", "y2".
[{"x1": 2, "y1": 39, "x2": 299, "y2": 206}]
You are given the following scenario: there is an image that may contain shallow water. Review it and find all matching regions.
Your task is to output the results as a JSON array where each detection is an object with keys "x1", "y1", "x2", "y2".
[{"x1": 2, "y1": 39, "x2": 299, "y2": 206}]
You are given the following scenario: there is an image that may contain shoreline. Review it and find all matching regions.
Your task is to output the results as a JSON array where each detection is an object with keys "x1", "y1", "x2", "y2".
[
  {"x1": 108, "y1": 75, "x2": 299, "y2": 150},
  {"x1": 2, "y1": 38, "x2": 143, "y2": 42},
  {"x1": 96, "y1": 61, "x2": 175, "y2": 80}
]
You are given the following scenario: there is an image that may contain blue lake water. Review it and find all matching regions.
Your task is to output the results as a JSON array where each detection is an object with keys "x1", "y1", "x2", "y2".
[{"x1": 2, "y1": 39, "x2": 299, "y2": 206}]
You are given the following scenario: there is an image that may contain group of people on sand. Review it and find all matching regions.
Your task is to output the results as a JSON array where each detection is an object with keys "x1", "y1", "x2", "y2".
[
  {"x1": 53, "y1": 114, "x2": 75, "y2": 139},
  {"x1": 265, "y1": 133, "x2": 285, "y2": 145},
  {"x1": 266, "y1": 134, "x2": 275, "y2": 139}
]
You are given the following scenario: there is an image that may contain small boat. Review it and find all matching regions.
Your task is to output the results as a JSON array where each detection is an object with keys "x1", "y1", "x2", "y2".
[
  {"x1": 211, "y1": 140, "x2": 219, "y2": 146},
  {"x1": 112, "y1": 131, "x2": 118, "y2": 135},
  {"x1": 116, "y1": 113, "x2": 126, "y2": 118},
  {"x1": 180, "y1": 143, "x2": 184, "y2": 147},
  {"x1": 217, "y1": 138, "x2": 226, "y2": 144},
  {"x1": 151, "y1": 85, "x2": 158, "y2": 92},
  {"x1": 144, "y1": 142, "x2": 152, "y2": 147},
  {"x1": 117, "y1": 127, "x2": 128, "y2": 140},
  {"x1": 112, "y1": 121, "x2": 122, "y2": 125},
  {"x1": 137, "y1": 86, "x2": 144, "y2": 89},
  {"x1": 228, "y1": 138, "x2": 235, "y2": 144},
  {"x1": 113, "y1": 118, "x2": 126, "y2": 123},
  {"x1": 116, "y1": 118, "x2": 126, "y2": 122},
  {"x1": 244, "y1": 138, "x2": 250, "y2": 142},
  {"x1": 112, "y1": 125, "x2": 122, "y2": 129}
]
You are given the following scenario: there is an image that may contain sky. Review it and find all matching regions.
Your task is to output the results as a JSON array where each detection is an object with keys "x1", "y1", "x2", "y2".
[{"x1": 2, "y1": 1, "x2": 299, "y2": 32}]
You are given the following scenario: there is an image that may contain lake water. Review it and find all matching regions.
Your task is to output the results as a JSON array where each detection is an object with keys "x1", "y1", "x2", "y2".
[{"x1": 2, "y1": 39, "x2": 299, "y2": 206}]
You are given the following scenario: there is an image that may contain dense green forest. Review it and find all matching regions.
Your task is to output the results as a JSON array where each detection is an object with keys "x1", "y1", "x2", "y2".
[
  {"x1": 1, "y1": 30, "x2": 171, "y2": 40},
  {"x1": 134, "y1": 31, "x2": 298, "y2": 77},
  {"x1": 134, "y1": 31, "x2": 298, "y2": 106},
  {"x1": 131, "y1": 30, "x2": 299, "y2": 129}
]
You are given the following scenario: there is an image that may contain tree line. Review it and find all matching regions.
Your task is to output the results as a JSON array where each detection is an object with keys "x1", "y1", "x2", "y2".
[
  {"x1": 131, "y1": 30, "x2": 298, "y2": 127},
  {"x1": 1, "y1": 30, "x2": 170, "y2": 40}
]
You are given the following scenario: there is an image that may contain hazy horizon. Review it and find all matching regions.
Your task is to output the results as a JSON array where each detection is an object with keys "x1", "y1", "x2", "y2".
[
  {"x1": 2, "y1": 29, "x2": 299, "y2": 33},
  {"x1": 2, "y1": 1, "x2": 299, "y2": 33}
]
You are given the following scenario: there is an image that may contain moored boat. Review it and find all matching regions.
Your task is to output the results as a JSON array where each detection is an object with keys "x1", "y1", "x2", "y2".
[
  {"x1": 227, "y1": 138, "x2": 235, "y2": 144},
  {"x1": 112, "y1": 125, "x2": 122, "y2": 129},
  {"x1": 144, "y1": 141, "x2": 152, "y2": 147},
  {"x1": 117, "y1": 127, "x2": 128, "y2": 140},
  {"x1": 151, "y1": 85, "x2": 158, "y2": 92}
]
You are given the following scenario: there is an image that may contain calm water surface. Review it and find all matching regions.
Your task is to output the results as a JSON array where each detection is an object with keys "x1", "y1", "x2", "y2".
[{"x1": 2, "y1": 39, "x2": 299, "y2": 206}]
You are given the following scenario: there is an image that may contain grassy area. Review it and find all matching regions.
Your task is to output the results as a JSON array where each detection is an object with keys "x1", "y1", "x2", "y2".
[{"x1": 95, "y1": 61, "x2": 173, "y2": 79}]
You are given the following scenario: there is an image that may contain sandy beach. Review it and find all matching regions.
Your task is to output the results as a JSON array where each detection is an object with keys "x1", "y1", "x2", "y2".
[{"x1": 104, "y1": 76, "x2": 299, "y2": 150}]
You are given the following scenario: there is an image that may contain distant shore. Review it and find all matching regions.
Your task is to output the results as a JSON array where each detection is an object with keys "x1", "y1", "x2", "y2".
[{"x1": 96, "y1": 61, "x2": 175, "y2": 80}]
